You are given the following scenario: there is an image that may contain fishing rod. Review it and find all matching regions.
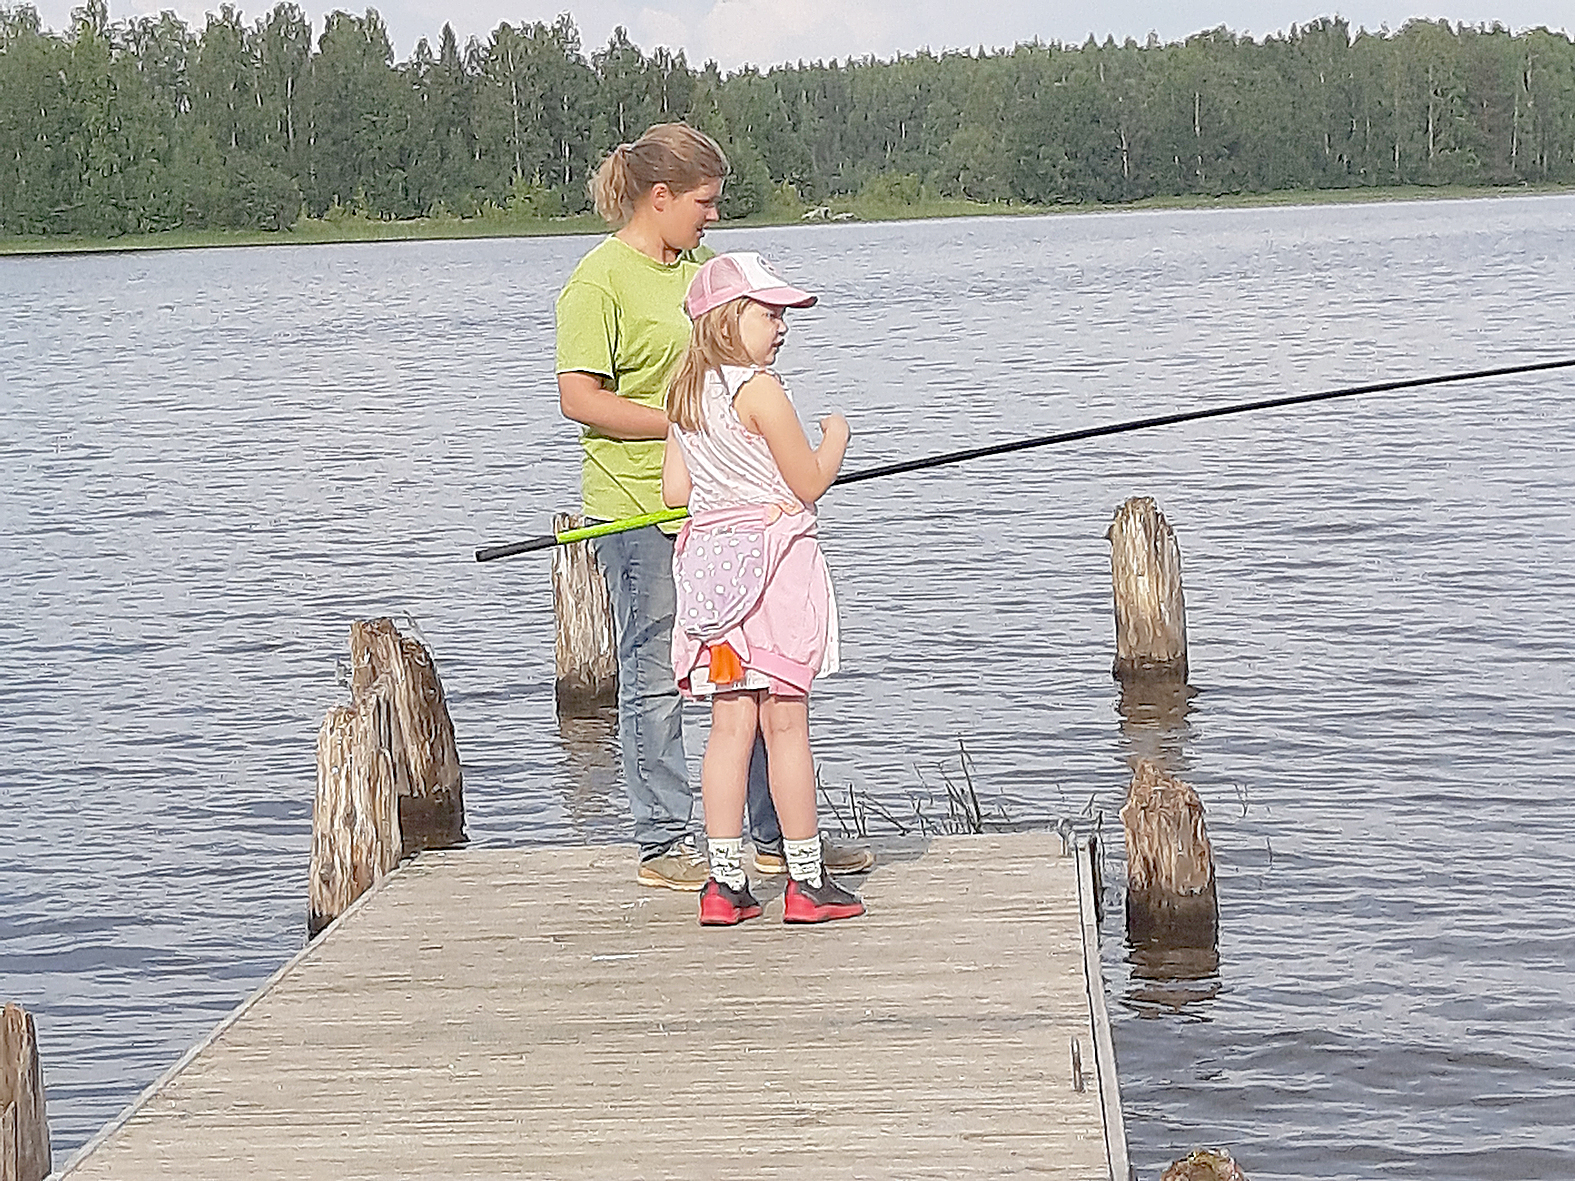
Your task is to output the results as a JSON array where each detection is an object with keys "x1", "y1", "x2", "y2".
[{"x1": 474, "y1": 355, "x2": 1575, "y2": 563}]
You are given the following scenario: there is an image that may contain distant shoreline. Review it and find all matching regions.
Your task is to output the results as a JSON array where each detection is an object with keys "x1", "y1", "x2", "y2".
[{"x1": 5, "y1": 182, "x2": 1572, "y2": 258}]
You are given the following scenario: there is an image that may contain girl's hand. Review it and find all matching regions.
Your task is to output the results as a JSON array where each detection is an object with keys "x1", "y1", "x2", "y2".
[{"x1": 735, "y1": 373, "x2": 846, "y2": 502}]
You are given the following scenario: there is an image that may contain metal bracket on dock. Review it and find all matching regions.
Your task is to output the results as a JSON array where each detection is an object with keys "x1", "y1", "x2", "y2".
[{"x1": 1076, "y1": 837, "x2": 1134, "y2": 1181}]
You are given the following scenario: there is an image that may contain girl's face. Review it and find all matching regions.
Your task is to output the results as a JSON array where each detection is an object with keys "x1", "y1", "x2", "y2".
[{"x1": 738, "y1": 300, "x2": 788, "y2": 366}]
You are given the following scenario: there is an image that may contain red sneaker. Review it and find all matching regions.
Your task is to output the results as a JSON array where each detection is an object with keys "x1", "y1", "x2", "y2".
[
  {"x1": 782, "y1": 877, "x2": 865, "y2": 923},
  {"x1": 699, "y1": 878, "x2": 763, "y2": 926}
]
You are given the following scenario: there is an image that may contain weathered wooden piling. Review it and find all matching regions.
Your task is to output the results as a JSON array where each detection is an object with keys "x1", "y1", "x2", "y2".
[
  {"x1": 551, "y1": 512, "x2": 617, "y2": 713},
  {"x1": 1120, "y1": 759, "x2": 1219, "y2": 945},
  {"x1": 1107, "y1": 496, "x2": 1188, "y2": 683},
  {"x1": 1162, "y1": 1148, "x2": 1250, "y2": 1181},
  {"x1": 347, "y1": 619, "x2": 464, "y2": 850},
  {"x1": 309, "y1": 620, "x2": 464, "y2": 935},
  {"x1": 1, "y1": 1003, "x2": 50, "y2": 1181},
  {"x1": 310, "y1": 692, "x2": 401, "y2": 936}
]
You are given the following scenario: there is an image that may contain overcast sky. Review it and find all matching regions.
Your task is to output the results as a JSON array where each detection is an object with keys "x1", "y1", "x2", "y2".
[{"x1": 35, "y1": 0, "x2": 1575, "y2": 68}]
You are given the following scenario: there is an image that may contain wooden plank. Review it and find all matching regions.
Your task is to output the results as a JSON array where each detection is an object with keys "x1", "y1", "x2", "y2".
[{"x1": 62, "y1": 835, "x2": 1117, "y2": 1181}]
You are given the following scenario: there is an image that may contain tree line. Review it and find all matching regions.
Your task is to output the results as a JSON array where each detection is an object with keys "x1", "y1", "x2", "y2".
[{"x1": 2, "y1": 2, "x2": 1573, "y2": 237}]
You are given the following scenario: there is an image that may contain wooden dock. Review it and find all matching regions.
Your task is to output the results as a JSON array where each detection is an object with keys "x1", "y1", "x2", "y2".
[{"x1": 59, "y1": 833, "x2": 1129, "y2": 1180}]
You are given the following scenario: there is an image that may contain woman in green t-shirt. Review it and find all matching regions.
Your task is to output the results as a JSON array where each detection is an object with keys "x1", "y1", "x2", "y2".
[
  {"x1": 555, "y1": 124, "x2": 760, "y2": 891},
  {"x1": 555, "y1": 123, "x2": 873, "y2": 891}
]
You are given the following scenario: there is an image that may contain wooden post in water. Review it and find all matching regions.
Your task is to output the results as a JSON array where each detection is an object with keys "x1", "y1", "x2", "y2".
[
  {"x1": 1, "y1": 1003, "x2": 50, "y2": 1181},
  {"x1": 309, "y1": 619, "x2": 465, "y2": 935},
  {"x1": 348, "y1": 619, "x2": 465, "y2": 851},
  {"x1": 1107, "y1": 496, "x2": 1188, "y2": 683},
  {"x1": 1108, "y1": 498, "x2": 1218, "y2": 988},
  {"x1": 552, "y1": 512, "x2": 617, "y2": 713},
  {"x1": 1162, "y1": 1148, "x2": 1250, "y2": 1181},
  {"x1": 309, "y1": 690, "x2": 402, "y2": 936},
  {"x1": 1120, "y1": 759, "x2": 1218, "y2": 945}
]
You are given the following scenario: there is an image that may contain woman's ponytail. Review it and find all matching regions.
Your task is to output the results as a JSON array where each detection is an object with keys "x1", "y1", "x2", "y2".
[
  {"x1": 588, "y1": 123, "x2": 729, "y2": 228},
  {"x1": 590, "y1": 143, "x2": 635, "y2": 226}
]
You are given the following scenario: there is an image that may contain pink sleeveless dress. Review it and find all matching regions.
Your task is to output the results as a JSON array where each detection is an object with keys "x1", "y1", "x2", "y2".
[{"x1": 669, "y1": 365, "x2": 840, "y2": 698}]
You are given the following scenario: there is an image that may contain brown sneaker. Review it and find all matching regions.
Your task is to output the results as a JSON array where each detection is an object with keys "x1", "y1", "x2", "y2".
[
  {"x1": 752, "y1": 834, "x2": 875, "y2": 877},
  {"x1": 636, "y1": 842, "x2": 709, "y2": 891}
]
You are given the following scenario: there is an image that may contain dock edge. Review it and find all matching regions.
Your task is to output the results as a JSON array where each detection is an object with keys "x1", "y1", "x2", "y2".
[
  {"x1": 1076, "y1": 837, "x2": 1133, "y2": 1181},
  {"x1": 49, "y1": 856, "x2": 417, "y2": 1179}
]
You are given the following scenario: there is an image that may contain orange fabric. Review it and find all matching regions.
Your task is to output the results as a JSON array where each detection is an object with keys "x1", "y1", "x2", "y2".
[{"x1": 704, "y1": 641, "x2": 744, "y2": 686}]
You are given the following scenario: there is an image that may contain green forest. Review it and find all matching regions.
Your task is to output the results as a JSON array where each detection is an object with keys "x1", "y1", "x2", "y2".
[{"x1": 2, "y1": 2, "x2": 1574, "y2": 238}]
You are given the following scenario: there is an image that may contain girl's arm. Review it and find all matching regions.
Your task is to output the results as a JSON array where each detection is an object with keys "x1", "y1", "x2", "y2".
[
  {"x1": 734, "y1": 372, "x2": 848, "y2": 503},
  {"x1": 558, "y1": 371, "x2": 671, "y2": 440},
  {"x1": 661, "y1": 429, "x2": 693, "y2": 509}
]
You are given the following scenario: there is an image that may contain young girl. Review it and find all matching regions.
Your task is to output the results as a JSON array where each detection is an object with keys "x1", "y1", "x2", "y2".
[{"x1": 662, "y1": 251, "x2": 865, "y2": 926}]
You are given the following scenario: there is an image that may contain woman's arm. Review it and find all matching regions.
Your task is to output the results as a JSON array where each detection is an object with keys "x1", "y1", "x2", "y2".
[
  {"x1": 734, "y1": 372, "x2": 848, "y2": 503},
  {"x1": 661, "y1": 429, "x2": 693, "y2": 509},
  {"x1": 558, "y1": 371, "x2": 671, "y2": 440}
]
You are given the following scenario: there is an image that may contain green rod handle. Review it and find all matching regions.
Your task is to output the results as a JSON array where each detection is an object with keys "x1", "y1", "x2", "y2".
[
  {"x1": 474, "y1": 506, "x2": 690, "y2": 562},
  {"x1": 558, "y1": 507, "x2": 690, "y2": 544}
]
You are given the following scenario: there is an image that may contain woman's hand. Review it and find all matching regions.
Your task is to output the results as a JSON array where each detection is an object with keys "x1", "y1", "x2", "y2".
[{"x1": 558, "y1": 371, "x2": 671, "y2": 440}]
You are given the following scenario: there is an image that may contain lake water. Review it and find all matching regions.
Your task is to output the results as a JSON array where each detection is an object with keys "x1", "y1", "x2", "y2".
[{"x1": 3, "y1": 195, "x2": 1573, "y2": 1179}]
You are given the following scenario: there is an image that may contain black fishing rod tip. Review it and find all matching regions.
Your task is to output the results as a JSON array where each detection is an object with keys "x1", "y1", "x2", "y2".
[{"x1": 475, "y1": 534, "x2": 558, "y2": 562}]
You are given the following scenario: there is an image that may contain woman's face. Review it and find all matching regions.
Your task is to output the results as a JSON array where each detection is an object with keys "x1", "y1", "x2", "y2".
[
  {"x1": 652, "y1": 178, "x2": 723, "y2": 252},
  {"x1": 738, "y1": 300, "x2": 788, "y2": 366}
]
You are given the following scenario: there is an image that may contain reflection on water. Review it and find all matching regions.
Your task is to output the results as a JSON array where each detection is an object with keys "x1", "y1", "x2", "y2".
[
  {"x1": 555, "y1": 707, "x2": 623, "y2": 842},
  {"x1": 4, "y1": 196, "x2": 1575, "y2": 1179},
  {"x1": 1117, "y1": 677, "x2": 1198, "y2": 773},
  {"x1": 1126, "y1": 943, "x2": 1224, "y2": 1020},
  {"x1": 1129, "y1": 942, "x2": 1222, "y2": 985}
]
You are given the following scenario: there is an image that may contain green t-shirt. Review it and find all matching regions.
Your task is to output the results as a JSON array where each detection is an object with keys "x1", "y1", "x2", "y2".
[{"x1": 555, "y1": 236, "x2": 712, "y2": 522}]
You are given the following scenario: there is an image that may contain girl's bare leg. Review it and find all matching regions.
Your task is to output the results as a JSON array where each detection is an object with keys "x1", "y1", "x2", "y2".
[
  {"x1": 758, "y1": 693, "x2": 816, "y2": 840},
  {"x1": 701, "y1": 690, "x2": 759, "y2": 839}
]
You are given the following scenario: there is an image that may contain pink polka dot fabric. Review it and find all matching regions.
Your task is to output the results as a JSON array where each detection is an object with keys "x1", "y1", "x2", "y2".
[{"x1": 671, "y1": 504, "x2": 838, "y2": 700}]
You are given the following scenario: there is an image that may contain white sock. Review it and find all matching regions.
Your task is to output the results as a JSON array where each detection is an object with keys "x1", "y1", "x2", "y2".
[
  {"x1": 784, "y1": 836, "x2": 823, "y2": 888},
  {"x1": 708, "y1": 837, "x2": 746, "y2": 890}
]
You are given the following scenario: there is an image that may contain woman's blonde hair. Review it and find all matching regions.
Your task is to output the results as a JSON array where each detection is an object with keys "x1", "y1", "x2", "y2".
[
  {"x1": 667, "y1": 300, "x2": 752, "y2": 432},
  {"x1": 590, "y1": 123, "x2": 730, "y2": 227}
]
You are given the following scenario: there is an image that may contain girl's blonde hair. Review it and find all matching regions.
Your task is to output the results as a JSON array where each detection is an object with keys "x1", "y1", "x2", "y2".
[
  {"x1": 590, "y1": 123, "x2": 730, "y2": 227},
  {"x1": 668, "y1": 301, "x2": 752, "y2": 432}
]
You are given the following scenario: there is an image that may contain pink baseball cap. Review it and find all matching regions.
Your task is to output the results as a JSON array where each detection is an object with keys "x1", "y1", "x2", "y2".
[{"x1": 684, "y1": 251, "x2": 818, "y2": 320}]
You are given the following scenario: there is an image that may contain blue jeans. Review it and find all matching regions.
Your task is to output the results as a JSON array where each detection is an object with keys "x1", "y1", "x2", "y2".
[{"x1": 593, "y1": 525, "x2": 779, "y2": 858}]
